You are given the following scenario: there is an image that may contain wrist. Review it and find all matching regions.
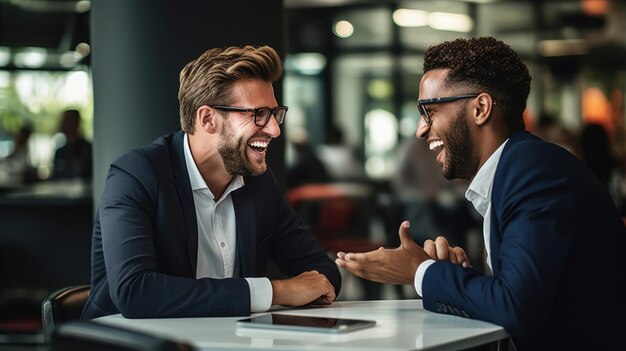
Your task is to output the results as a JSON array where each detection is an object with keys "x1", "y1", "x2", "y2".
[{"x1": 270, "y1": 279, "x2": 286, "y2": 306}]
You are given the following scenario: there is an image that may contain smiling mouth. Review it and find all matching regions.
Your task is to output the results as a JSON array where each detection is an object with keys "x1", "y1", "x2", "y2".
[
  {"x1": 429, "y1": 140, "x2": 443, "y2": 151},
  {"x1": 248, "y1": 140, "x2": 269, "y2": 153},
  {"x1": 428, "y1": 139, "x2": 446, "y2": 165}
]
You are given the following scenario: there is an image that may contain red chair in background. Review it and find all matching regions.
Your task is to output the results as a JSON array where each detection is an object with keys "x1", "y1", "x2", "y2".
[{"x1": 287, "y1": 183, "x2": 384, "y2": 254}]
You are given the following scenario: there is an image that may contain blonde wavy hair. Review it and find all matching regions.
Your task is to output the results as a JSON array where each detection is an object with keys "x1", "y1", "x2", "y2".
[{"x1": 178, "y1": 45, "x2": 282, "y2": 134}]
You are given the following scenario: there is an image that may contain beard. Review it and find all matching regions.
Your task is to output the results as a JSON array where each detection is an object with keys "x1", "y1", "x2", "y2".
[
  {"x1": 217, "y1": 120, "x2": 266, "y2": 177},
  {"x1": 442, "y1": 109, "x2": 479, "y2": 180}
]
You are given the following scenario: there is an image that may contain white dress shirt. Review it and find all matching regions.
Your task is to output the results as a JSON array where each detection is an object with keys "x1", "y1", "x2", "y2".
[
  {"x1": 413, "y1": 139, "x2": 509, "y2": 296},
  {"x1": 184, "y1": 133, "x2": 272, "y2": 312}
]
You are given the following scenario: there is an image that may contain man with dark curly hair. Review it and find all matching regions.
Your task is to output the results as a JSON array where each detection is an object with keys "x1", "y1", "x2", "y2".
[{"x1": 337, "y1": 37, "x2": 625, "y2": 350}]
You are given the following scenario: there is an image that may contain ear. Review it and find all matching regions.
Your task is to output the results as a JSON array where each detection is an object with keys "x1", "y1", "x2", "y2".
[
  {"x1": 197, "y1": 105, "x2": 220, "y2": 134},
  {"x1": 473, "y1": 93, "x2": 494, "y2": 126}
]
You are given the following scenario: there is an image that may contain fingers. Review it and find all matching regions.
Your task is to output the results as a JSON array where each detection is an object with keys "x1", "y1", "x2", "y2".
[
  {"x1": 423, "y1": 236, "x2": 470, "y2": 267},
  {"x1": 337, "y1": 251, "x2": 371, "y2": 262},
  {"x1": 452, "y1": 246, "x2": 471, "y2": 268},
  {"x1": 426, "y1": 236, "x2": 451, "y2": 261},
  {"x1": 335, "y1": 257, "x2": 366, "y2": 278},
  {"x1": 424, "y1": 239, "x2": 436, "y2": 259},
  {"x1": 322, "y1": 282, "x2": 336, "y2": 303},
  {"x1": 344, "y1": 251, "x2": 375, "y2": 262},
  {"x1": 435, "y1": 236, "x2": 450, "y2": 261},
  {"x1": 398, "y1": 221, "x2": 412, "y2": 248},
  {"x1": 448, "y1": 247, "x2": 458, "y2": 264}
]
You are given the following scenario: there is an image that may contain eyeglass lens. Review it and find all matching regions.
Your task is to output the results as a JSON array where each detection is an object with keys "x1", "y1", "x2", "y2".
[
  {"x1": 418, "y1": 104, "x2": 430, "y2": 125},
  {"x1": 255, "y1": 107, "x2": 286, "y2": 126}
]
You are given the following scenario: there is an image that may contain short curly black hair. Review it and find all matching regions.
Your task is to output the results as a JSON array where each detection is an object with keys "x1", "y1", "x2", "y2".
[{"x1": 423, "y1": 36, "x2": 531, "y2": 129}]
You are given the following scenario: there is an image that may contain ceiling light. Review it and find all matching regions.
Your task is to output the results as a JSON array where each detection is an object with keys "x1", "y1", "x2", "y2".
[
  {"x1": 537, "y1": 39, "x2": 589, "y2": 57},
  {"x1": 75, "y1": 42, "x2": 91, "y2": 57},
  {"x1": 0, "y1": 47, "x2": 11, "y2": 67},
  {"x1": 428, "y1": 12, "x2": 473, "y2": 32},
  {"x1": 75, "y1": 1, "x2": 91, "y2": 13},
  {"x1": 333, "y1": 20, "x2": 354, "y2": 38},
  {"x1": 393, "y1": 9, "x2": 428, "y2": 27},
  {"x1": 14, "y1": 48, "x2": 47, "y2": 68},
  {"x1": 286, "y1": 53, "x2": 327, "y2": 75},
  {"x1": 60, "y1": 51, "x2": 82, "y2": 68}
]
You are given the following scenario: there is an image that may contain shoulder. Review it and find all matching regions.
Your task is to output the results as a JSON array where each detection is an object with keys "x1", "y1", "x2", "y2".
[
  {"x1": 112, "y1": 132, "x2": 179, "y2": 174},
  {"x1": 493, "y1": 130, "x2": 597, "y2": 203},
  {"x1": 499, "y1": 131, "x2": 579, "y2": 172}
]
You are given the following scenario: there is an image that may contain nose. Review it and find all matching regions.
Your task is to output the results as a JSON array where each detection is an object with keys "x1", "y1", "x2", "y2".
[
  {"x1": 262, "y1": 115, "x2": 281, "y2": 138},
  {"x1": 416, "y1": 116, "x2": 430, "y2": 139}
]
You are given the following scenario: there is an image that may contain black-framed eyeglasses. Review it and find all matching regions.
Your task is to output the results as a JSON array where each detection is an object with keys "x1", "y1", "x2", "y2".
[
  {"x1": 417, "y1": 94, "x2": 479, "y2": 126},
  {"x1": 211, "y1": 105, "x2": 288, "y2": 127}
]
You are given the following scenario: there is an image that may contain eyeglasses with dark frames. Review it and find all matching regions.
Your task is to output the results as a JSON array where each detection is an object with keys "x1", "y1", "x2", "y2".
[
  {"x1": 417, "y1": 94, "x2": 480, "y2": 126},
  {"x1": 211, "y1": 105, "x2": 288, "y2": 127}
]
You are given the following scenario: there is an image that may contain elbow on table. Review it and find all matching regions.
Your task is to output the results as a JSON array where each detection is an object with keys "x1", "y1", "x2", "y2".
[
  {"x1": 117, "y1": 305, "x2": 152, "y2": 319},
  {"x1": 114, "y1": 294, "x2": 154, "y2": 319},
  {"x1": 111, "y1": 280, "x2": 157, "y2": 319}
]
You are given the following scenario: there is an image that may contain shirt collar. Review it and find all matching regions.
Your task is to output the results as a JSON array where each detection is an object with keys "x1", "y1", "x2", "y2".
[
  {"x1": 183, "y1": 133, "x2": 244, "y2": 197},
  {"x1": 465, "y1": 139, "x2": 509, "y2": 217}
]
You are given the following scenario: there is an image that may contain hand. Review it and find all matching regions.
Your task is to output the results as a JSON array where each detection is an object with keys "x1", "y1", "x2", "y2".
[
  {"x1": 335, "y1": 221, "x2": 432, "y2": 285},
  {"x1": 271, "y1": 270, "x2": 336, "y2": 306},
  {"x1": 423, "y1": 236, "x2": 471, "y2": 268}
]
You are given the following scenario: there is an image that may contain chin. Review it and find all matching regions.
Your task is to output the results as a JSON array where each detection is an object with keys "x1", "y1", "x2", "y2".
[{"x1": 249, "y1": 163, "x2": 267, "y2": 176}]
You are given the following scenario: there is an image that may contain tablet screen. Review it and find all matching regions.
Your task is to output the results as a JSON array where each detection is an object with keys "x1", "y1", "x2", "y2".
[{"x1": 236, "y1": 313, "x2": 376, "y2": 333}]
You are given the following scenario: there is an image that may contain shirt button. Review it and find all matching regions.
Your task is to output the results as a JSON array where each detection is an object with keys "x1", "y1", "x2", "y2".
[{"x1": 220, "y1": 242, "x2": 225, "y2": 248}]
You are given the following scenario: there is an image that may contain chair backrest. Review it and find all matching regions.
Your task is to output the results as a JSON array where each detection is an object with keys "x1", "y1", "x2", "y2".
[
  {"x1": 50, "y1": 320, "x2": 195, "y2": 351},
  {"x1": 41, "y1": 285, "x2": 90, "y2": 337}
]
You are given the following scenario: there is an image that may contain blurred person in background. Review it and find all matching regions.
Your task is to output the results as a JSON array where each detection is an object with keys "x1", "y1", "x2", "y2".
[
  {"x1": 287, "y1": 128, "x2": 329, "y2": 188},
  {"x1": 391, "y1": 136, "x2": 477, "y2": 251},
  {"x1": 580, "y1": 123, "x2": 624, "y2": 210},
  {"x1": 317, "y1": 124, "x2": 365, "y2": 182},
  {"x1": 532, "y1": 111, "x2": 577, "y2": 155},
  {"x1": 52, "y1": 109, "x2": 92, "y2": 181},
  {"x1": 0, "y1": 123, "x2": 37, "y2": 184}
]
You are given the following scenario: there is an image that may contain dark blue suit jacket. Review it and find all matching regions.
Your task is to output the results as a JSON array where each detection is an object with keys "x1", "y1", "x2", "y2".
[
  {"x1": 82, "y1": 131, "x2": 341, "y2": 319},
  {"x1": 422, "y1": 131, "x2": 625, "y2": 350}
]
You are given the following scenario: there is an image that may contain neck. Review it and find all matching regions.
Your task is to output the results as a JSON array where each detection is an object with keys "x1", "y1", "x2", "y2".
[
  {"x1": 188, "y1": 133, "x2": 232, "y2": 201},
  {"x1": 476, "y1": 128, "x2": 511, "y2": 172}
]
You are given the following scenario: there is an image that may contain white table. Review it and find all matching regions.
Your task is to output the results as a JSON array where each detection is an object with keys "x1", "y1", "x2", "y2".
[{"x1": 94, "y1": 299, "x2": 508, "y2": 350}]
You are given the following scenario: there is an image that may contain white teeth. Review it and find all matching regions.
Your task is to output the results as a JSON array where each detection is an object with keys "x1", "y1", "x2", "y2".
[
  {"x1": 429, "y1": 140, "x2": 443, "y2": 150},
  {"x1": 249, "y1": 141, "x2": 269, "y2": 148}
]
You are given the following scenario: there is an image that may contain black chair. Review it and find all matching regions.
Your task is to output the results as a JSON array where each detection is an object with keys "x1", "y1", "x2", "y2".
[
  {"x1": 50, "y1": 320, "x2": 195, "y2": 351},
  {"x1": 41, "y1": 285, "x2": 91, "y2": 339}
]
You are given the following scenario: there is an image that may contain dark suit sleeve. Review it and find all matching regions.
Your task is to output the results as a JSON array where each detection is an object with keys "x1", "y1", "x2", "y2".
[
  {"x1": 99, "y1": 154, "x2": 250, "y2": 318},
  {"x1": 421, "y1": 142, "x2": 583, "y2": 337},
  {"x1": 262, "y1": 171, "x2": 342, "y2": 295}
]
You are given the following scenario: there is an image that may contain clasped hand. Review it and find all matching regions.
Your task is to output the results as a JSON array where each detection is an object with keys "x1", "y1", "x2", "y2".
[
  {"x1": 271, "y1": 270, "x2": 336, "y2": 306},
  {"x1": 335, "y1": 221, "x2": 470, "y2": 285}
]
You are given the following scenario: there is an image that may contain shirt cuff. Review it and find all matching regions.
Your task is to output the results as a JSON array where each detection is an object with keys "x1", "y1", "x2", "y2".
[
  {"x1": 245, "y1": 277, "x2": 272, "y2": 312},
  {"x1": 414, "y1": 259, "x2": 436, "y2": 297}
]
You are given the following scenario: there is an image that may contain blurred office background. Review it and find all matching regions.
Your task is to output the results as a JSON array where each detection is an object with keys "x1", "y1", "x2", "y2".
[{"x1": 1, "y1": 0, "x2": 626, "y2": 347}]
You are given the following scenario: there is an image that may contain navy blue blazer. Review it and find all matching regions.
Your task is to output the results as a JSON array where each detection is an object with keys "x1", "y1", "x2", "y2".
[
  {"x1": 82, "y1": 131, "x2": 341, "y2": 319},
  {"x1": 421, "y1": 131, "x2": 625, "y2": 350}
]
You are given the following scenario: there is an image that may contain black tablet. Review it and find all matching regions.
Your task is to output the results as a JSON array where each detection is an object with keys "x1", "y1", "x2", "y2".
[{"x1": 236, "y1": 313, "x2": 376, "y2": 333}]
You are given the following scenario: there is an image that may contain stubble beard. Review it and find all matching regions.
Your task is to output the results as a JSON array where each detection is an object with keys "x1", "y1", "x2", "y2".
[
  {"x1": 442, "y1": 110, "x2": 478, "y2": 181},
  {"x1": 218, "y1": 121, "x2": 266, "y2": 177}
]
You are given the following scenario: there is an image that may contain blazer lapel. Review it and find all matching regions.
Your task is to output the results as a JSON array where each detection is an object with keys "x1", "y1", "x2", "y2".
[
  {"x1": 169, "y1": 131, "x2": 199, "y2": 273},
  {"x1": 489, "y1": 130, "x2": 534, "y2": 276},
  {"x1": 231, "y1": 186, "x2": 257, "y2": 277}
]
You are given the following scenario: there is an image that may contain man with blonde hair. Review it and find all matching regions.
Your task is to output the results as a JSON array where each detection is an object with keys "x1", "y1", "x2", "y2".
[{"x1": 83, "y1": 45, "x2": 340, "y2": 319}]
